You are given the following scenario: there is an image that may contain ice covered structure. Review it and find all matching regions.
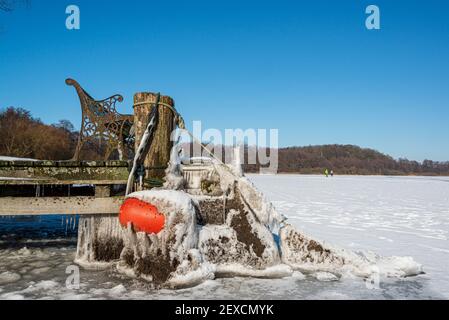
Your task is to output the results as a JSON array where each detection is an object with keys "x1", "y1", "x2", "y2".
[
  {"x1": 117, "y1": 190, "x2": 204, "y2": 286},
  {"x1": 76, "y1": 215, "x2": 125, "y2": 269},
  {"x1": 278, "y1": 224, "x2": 423, "y2": 278},
  {"x1": 75, "y1": 146, "x2": 423, "y2": 288}
]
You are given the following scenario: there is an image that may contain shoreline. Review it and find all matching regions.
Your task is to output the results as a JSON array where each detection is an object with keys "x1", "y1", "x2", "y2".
[{"x1": 245, "y1": 172, "x2": 449, "y2": 178}]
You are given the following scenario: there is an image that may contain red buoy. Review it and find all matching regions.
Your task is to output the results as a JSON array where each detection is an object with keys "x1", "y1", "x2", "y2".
[{"x1": 119, "y1": 198, "x2": 165, "y2": 234}]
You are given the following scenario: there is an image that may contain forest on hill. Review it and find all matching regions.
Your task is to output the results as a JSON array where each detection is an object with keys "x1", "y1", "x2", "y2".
[
  {"x1": 1, "y1": 107, "x2": 449, "y2": 176},
  {"x1": 243, "y1": 145, "x2": 449, "y2": 176}
]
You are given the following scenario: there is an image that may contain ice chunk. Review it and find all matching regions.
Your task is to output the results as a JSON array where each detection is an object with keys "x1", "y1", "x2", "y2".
[
  {"x1": 313, "y1": 272, "x2": 339, "y2": 282},
  {"x1": 214, "y1": 264, "x2": 293, "y2": 279},
  {"x1": 0, "y1": 271, "x2": 21, "y2": 285},
  {"x1": 167, "y1": 262, "x2": 216, "y2": 288},
  {"x1": 109, "y1": 284, "x2": 127, "y2": 297},
  {"x1": 0, "y1": 293, "x2": 25, "y2": 300},
  {"x1": 292, "y1": 271, "x2": 306, "y2": 280},
  {"x1": 362, "y1": 254, "x2": 424, "y2": 278},
  {"x1": 280, "y1": 224, "x2": 346, "y2": 272}
]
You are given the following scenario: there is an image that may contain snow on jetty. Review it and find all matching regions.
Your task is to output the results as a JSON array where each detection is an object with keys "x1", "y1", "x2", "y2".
[{"x1": 74, "y1": 149, "x2": 423, "y2": 288}]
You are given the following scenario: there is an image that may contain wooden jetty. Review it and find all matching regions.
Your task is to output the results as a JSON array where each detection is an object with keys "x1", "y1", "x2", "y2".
[
  {"x1": 0, "y1": 160, "x2": 130, "y2": 216},
  {"x1": 0, "y1": 79, "x2": 179, "y2": 217}
]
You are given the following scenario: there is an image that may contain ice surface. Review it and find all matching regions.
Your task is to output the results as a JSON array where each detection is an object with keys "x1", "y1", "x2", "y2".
[{"x1": 249, "y1": 174, "x2": 449, "y2": 298}]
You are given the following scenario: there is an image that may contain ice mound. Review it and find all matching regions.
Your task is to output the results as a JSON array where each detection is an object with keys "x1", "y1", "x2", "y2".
[
  {"x1": 280, "y1": 224, "x2": 423, "y2": 279},
  {"x1": 356, "y1": 253, "x2": 424, "y2": 278},
  {"x1": 280, "y1": 224, "x2": 346, "y2": 272},
  {"x1": 75, "y1": 145, "x2": 424, "y2": 288},
  {"x1": 236, "y1": 176, "x2": 286, "y2": 232},
  {"x1": 75, "y1": 215, "x2": 125, "y2": 269},
  {"x1": 198, "y1": 190, "x2": 281, "y2": 273},
  {"x1": 115, "y1": 186, "x2": 292, "y2": 285},
  {"x1": 111, "y1": 184, "x2": 292, "y2": 286},
  {"x1": 167, "y1": 257, "x2": 216, "y2": 288},
  {"x1": 117, "y1": 190, "x2": 206, "y2": 287}
]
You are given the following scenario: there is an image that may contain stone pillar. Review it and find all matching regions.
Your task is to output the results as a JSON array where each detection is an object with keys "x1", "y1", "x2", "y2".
[{"x1": 133, "y1": 93, "x2": 176, "y2": 185}]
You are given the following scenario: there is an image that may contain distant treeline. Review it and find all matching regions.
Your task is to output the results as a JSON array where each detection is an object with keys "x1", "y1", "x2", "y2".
[
  {"x1": 0, "y1": 107, "x2": 104, "y2": 160},
  {"x1": 242, "y1": 145, "x2": 449, "y2": 176},
  {"x1": 1, "y1": 107, "x2": 449, "y2": 176}
]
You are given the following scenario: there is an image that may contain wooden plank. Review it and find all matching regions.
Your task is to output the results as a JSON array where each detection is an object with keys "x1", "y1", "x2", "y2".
[
  {"x1": 0, "y1": 179, "x2": 128, "y2": 186},
  {"x1": 0, "y1": 160, "x2": 130, "y2": 168},
  {"x1": 0, "y1": 161, "x2": 130, "y2": 182},
  {"x1": 0, "y1": 196, "x2": 124, "y2": 216}
]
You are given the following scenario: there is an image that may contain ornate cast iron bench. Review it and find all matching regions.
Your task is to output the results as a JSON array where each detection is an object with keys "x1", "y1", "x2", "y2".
[{"x1": 66, "y1": 78, "x2": 134, "y2": 161}]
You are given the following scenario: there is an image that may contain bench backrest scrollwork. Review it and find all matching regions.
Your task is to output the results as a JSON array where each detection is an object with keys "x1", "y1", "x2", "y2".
[{"x1": 66, "y1": 78, "x2": 134, "y2": 161}]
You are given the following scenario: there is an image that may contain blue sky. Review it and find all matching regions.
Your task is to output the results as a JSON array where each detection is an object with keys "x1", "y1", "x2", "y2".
[{"x1": 0, "y1": 0, "x2": 448, "y2": 161}]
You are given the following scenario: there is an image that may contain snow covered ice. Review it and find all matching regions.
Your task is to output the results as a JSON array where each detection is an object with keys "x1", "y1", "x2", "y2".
[{"x1": 1, "y1": 174, "x2": 448, "y2": 299}]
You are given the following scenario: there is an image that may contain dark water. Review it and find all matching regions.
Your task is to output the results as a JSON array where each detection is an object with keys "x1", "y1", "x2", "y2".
[{"x1": 0, "y1": 215, "x2": 79, "y2": 248}]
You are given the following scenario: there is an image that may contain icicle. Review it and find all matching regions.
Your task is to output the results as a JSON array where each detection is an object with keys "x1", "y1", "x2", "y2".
[
  {"x1": 65, "y1": 216, "x2": 69, "y2": 235},
  {"x1": 139, "y1": 174, "x2": 143, "y2": 189},
  {"x1": 232, "y1": 144, "x2": 243, "y2": 177}
]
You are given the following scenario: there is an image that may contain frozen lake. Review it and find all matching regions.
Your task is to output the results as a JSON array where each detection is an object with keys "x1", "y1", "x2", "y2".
[{"x1": 1, "y1": 175, "x2": 448, "y2": 300}]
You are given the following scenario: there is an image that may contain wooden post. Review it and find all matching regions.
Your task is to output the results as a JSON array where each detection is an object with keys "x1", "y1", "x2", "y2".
[{"x1": 133, "y1": 93, "x2": 176, "y2": 185}]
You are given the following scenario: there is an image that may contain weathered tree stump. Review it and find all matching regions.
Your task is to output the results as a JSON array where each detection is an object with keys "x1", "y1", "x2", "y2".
[{"x1": 133, "y1": 93, "x2": 176, "y2": 185}]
